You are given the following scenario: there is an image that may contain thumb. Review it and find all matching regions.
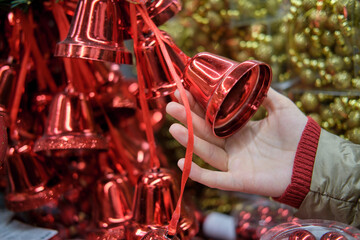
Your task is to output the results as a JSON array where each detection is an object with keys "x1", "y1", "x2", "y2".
[{"x1": 261, "y1": 88, "x2": 293, "y2": 114}]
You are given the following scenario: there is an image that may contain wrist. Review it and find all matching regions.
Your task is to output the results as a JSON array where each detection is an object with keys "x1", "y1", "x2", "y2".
[{"x1": 274, "y1": 116, "x2": 321, "y2": 208}]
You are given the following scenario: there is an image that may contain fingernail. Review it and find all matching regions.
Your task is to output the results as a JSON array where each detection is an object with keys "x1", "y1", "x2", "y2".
[
  {"x1": 174, "y1": 90, "x2": 180, "y2": 101},
  {"x1": 177, "y1": 158, "x2": 185, "y2": 169}
]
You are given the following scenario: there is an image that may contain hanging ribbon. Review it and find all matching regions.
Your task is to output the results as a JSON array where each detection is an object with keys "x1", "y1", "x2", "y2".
[
  {"x1": 130, "y1": 3, "x2": 160, "y2": 169},
  {"x1": 9, "y1": 42, "x2": 30, "y2": 140},
  {"x1": 132, "y1": 1, "x2": 195, "y2": 236},
  {"x1": 20, "y1": 12, "x2": 58, "y2": 93}
]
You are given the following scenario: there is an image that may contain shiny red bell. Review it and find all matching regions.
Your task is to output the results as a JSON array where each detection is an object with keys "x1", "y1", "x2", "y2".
[
  {"x1": 289, "y1": 230, "x2": 316, "y2": 240},
  {"x1": 5, "y1": 142, "x2": 66, "y2": 212},
  {"x1": 0, "y1": 63, "x2": 17, "y2": 113},
  {"x1": 90, "y1": 63, "x2": 137, "y2": 122},
  {"x1": 144, "y1": 0, "x2": 181, "y2": 26},
  {"x1": 0, "y1": 111, "x2": 7, "y2": 168},
  {"x1": 183, "y1": 52, "x2": 272, "y2": 138},
  {"x1": 33, "y1": 86, "x2": 108, "y2": 156},
  {"x1": 54, "y1": 0, "x2": 132, "y2": 64},
  {"x1": 134, "y1": 31, "x2": 188, "y2": 109},
  {"x1": 92, "y1": 172, "x2": 133, "y2": 229},
  {"x1": 128, "y1": 168, "x2": 198, "y2": 239},
  {"x1": 321, "y1": 232, "x2": 348, "y2": 240},
  {"x1": 141, "y1": 228, "x2": 180, "y2": 240}
]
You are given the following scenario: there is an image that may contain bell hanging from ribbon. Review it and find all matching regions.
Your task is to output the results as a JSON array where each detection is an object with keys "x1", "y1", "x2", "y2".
[
  {"x1": 134, "y1": 31, "x2": 189, "y2": 109},
  {"x1": 141, "y1": 228, "x2": 180, "y2": 240},
  {"x1": 54, "y1": 0, "x2": 133, "y2": 64},
  {"x1": 144, "y1": 0, "x2": 181, "y2": 26},
  {"x1": 33, "y1": 85, "x2": 108, "y2": 156},
  {"x1": 92, "y1": 172, "x2": 133, "y2": 229},
  {"x1": 0, "y1": 63, "x2": 17, "y2": 113},
  {"x1": 5, "y1": 141, "x2": 66, "y2": 212},
  {"x1": 90, "y1": 62, "x2": 137, "y2": 125},
  {"x1": 126, "y1": 168, "x2": 198, "y2": 239},
  {"x1": 183, "y1": 52, "x2": 272, "y2": 138}
]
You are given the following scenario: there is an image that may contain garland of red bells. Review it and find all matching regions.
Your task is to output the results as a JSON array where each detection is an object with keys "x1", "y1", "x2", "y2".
[{"x1": 0, "y1": 0, "x2": 272, "y2": 239}]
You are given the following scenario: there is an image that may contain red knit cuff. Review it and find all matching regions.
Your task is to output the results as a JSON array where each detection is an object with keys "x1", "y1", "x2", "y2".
[{"x1": 274, "y1": 116, "x2": 321, "y2": 208}]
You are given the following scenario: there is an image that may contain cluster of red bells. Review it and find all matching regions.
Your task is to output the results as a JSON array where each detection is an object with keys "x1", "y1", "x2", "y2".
[{"x1": 0, "y1": 0, "x2": 272, "y2": 239}]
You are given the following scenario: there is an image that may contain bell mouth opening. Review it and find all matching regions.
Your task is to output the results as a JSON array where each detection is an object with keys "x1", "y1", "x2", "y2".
[
  {"x1": 208, "y1": 62, "x2": 272, "y2": 138},
  {"x1": 215, "y1": 67, "x2": 259, "y2": 128}
]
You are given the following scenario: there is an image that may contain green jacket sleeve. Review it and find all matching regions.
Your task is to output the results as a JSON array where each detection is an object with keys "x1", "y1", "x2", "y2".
[{"x1": 295, "y1": 129, "x2": 360, "y2": 227}]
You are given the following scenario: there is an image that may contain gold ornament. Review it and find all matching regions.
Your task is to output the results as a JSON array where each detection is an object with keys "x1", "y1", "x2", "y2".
[
  {"x1": 300, "y1": 68, "x2": 317, "y2": 85},
  {"x1": 294, "y1": 33, "x2": 308, "y2": 51},
  {"x1": 333, "y1": 71, "x2": 352, "y2": 89},
  {"x1": 325, "y1": 55, "x2": 345, "y2": 73},
  {"x1": 320, "y1": 31, "x2": 335, "y2": 46},
  {"x1": 308, "y1": 113, "x2": 322, "y2": 124},
  {"x1": 345, "y1": 128, "x2": 360, "y2": 144},
  {"x1": 347, "y1": 110, "x2": 360, "y2": 128},
  {"x1": 352, "y1": 77, "x2": 360, "y2": 89},
  {"x1": 301, "y1": 92, "x2": 319, "y2": 112}
]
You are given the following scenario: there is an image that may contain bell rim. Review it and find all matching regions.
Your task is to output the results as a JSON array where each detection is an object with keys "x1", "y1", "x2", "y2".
[
  {"x1": 33, "y1": 133, "x2": 108, "y2": 153},
  {"x1": 206, "y1": 60, "x2": 272, "y2": 138},
  {"x1": 54, "y1": 42, "x2": 133, "y2": 65},
  {"x1": 5, "y1": 181, "x2": 67, "y2": 212}
]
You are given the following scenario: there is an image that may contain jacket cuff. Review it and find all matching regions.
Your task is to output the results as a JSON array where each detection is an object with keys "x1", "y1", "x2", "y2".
[{"x1": 274, "y1": 116, "x2": 321, "y2": 208}]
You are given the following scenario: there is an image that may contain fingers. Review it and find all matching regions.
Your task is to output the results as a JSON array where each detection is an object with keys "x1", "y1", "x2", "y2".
[
  {"x1": 177, "y1": 159, "x2": 240, "y2": 191},
  {"x1": 173, "y1": 89, "x2": 205, "y2": 117},
  {"x1": 169, "y1": 123, "x2": 228, "y2": 171},
  {"x1": 166, "y1": 102, "x2": 225, "y2": 147}
]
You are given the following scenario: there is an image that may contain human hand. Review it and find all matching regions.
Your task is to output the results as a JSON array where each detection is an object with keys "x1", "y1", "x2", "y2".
[{"x1": 166, "y1": 88, "x2": 308, "y2": 198}]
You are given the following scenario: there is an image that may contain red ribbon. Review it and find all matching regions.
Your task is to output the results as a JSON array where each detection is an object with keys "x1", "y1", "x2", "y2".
[
  {"x1": 132, "y1": 3, "x2": 195, "y2": 236},
  {"x1": 130, "y1": 3, "x2": 161, "y2": 169}
]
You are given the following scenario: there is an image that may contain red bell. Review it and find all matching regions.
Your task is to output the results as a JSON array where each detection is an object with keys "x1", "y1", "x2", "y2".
[
  {"x1": 0, "y1": 111, "x2": 7, "y2": 169},
  {"x1": 145, "y1": 0, "x2": 181, "y2": 26},
  {"x1": 321, "y1": 232, "x2": 348, "y2": 240},
  {"x1": 289, "y1": 230, "x2": 316, "y2": 240},
  {"x1": 141, "y1": 228, "x2": 180, "y2": 240},
  {"x1": 5, "y1": 142, "x2": 66, "y2": 212},
  {"x1": 92, "y1": 172, "x2": 133, "y2": 229},
  {"x1": 183, "y1": 52, "x2": 272, "y2": 138},
  {"x1": 127, "y1": 168, "x2": 198, "y2": 239},
  {"x1": 54, "y1": 0, "x2": 132, "y2": 64},
  {"x1": 0, "y1": 63, "x2": 16, "y2": 113},
  {"x1": 33, "y1": 86, "x2": 108, "y2": 156},
  {"x1": 134, "y1": 31, "x2": 189, "y2": 109}
]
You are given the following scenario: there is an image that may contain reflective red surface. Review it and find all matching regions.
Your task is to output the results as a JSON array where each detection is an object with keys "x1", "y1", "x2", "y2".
[
  {"x1": 321, "y1": 232, "x2": 348, "y2": 240},
  {"x1": 141, "y1": 228, "x2": 180, "y2": 240},
  {"x1": 5, "y1": 142, "x2": 66, "y2": 212},
  {"x1": 145, "y1": 0, "x2": 181, "y2": 26},
  {"x1": 0, "y1": 112, "x2": 7, "y2": 167},
  {"x1": 135, "y1": 31, "x2": 189, "y2": 107},
  {"x1": 129, "y1": 168, "x2": 197, "y2": 239},
  {"x1": 183, "y1": 52, "x2": 272, "y2": 138},
  {"x1": 55, "y1": 0, "x2": 133, "y2": 64},
  {"x1": 33, "y1": 86, "x2": 108, "y2": 155},
  {"x1": 289, "y1": 230, "x2": 316, "y2": 240},
  {"x1": 0, "y1": 63, "x2": 17, "y2": 112},
  {"x1": 92, "y1": 173, "x2": 133, "y2": 229}
]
